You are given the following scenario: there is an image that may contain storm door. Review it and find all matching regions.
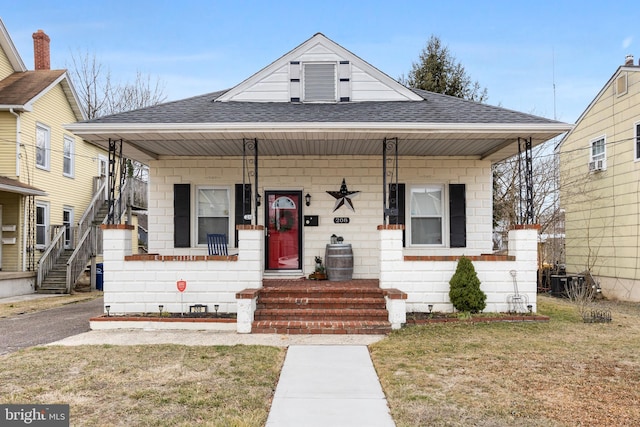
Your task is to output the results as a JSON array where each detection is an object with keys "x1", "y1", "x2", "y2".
[
  {"x1": 265, "y1": 191, "x2": 302, "y2": 270},
  {"x1": 63, "y1": 207, "x2": 73, "y2": 249}
]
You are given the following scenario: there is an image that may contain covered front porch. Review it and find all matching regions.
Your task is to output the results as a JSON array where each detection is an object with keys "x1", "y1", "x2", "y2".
[{"x1": 101, "y1": 223, "x2": 538, "y2": 333}]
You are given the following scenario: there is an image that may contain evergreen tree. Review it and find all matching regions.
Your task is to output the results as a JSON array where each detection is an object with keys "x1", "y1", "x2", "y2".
[
  {"x1": 401, "y1": 35, "x2": 488, "y2": 103},
  {"x1": 449, "y1": 256, "x2": 487, "y2": 313}
]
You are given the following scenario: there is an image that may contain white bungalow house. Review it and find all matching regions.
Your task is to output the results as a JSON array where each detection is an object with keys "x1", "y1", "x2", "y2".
[{"x1": 67, "y1": 33, "x2": 571, "y2": 333}]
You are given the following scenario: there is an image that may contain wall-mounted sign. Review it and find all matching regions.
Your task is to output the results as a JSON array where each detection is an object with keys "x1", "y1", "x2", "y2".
[
  {"x1": 177, "y1": 280, "x2": 187, "y2": 292},
  {"x1": 334, "y1": 217, "x2": 350, "y2": 224}
]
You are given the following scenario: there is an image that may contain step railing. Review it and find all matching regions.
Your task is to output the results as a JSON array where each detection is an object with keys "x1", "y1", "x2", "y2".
[
  {"x1": 66, "y1": 225, "x2": 94, "y2": 293},
  {"x1": 36, "y1": 225, "x2": 66, "y2": 289},
  {"x1": 61, "y1": 177, "x2": 107, "y2": 292},
  {"x1": 63, "y1": 176, "x2": 147, "y2": 292},
  {"x1": 129, "y1": 177, "x2": 148, "y2": 210},
  {"x1": 76, "y1": 177, "x2": 107, "y2": 245}
]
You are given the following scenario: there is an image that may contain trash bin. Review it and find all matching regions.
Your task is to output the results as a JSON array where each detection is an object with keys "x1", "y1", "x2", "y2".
[
  {"x1": 96, "y1": 263, "x2": 104, "y2": 291},
  {"x1": 550, "y1": 275, "x2": 568, "y2": 297}
]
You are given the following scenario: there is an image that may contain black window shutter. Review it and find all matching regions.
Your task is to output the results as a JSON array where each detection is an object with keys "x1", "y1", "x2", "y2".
[
  {"x1": 173, "y1": 184, "x2": 190, "y2": 248},
  {"x1": 388, "y1": 183, "x2": 406, "y2": 247},
  {"x1": 449, "y1": 184, "x2": 466, "y2": 248},
  {"x1": 234, "y1": 184, "x2": 252, "y2": 246}
]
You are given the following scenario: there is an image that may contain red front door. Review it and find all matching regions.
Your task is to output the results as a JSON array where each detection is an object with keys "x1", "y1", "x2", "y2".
[{"x1": 265, "y1": 191, "x2": 302, "y2": 270}]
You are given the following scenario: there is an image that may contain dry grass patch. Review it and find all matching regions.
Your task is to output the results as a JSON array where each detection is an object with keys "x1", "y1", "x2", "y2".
[
  {"x1": 371, "y1": 295, "x2": 640, "y2": 426},
  {"x1": 0, "y1": 292, "x2": 102, "y2": 318},
  {"x1": 0, "y1": 344, "x2": 285, "y2": 426}
]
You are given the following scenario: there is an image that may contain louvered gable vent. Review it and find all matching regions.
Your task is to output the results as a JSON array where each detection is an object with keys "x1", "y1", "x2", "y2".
[{"x1": 304, "y1": 63, "x2": 336, "y2": 102}]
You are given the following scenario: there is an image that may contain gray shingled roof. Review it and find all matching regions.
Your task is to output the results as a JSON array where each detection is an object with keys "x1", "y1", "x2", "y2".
[{"x1": 83, "y1": 88, "x2": 562, "y2": 126}]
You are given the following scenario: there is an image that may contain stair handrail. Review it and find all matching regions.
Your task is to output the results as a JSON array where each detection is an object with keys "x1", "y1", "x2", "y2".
[
  {"x1": 76, "y1": 178, "x2": 107, "y2": 244},
  {"x1": 37, "y1": 225, "x2": 66, "y2": 289},
  {"x1": 129, "y1": 177, "x2": 148, "y2": 209},
  {"x1": 110, "y1": 177, "x2": 131, "y2": 224},
  {"x1": 62, "y1": 177, "x2": 106, "y2": 293},
  {"x1": 66, "y1": 225, "x2": 93, "y2": 293}
]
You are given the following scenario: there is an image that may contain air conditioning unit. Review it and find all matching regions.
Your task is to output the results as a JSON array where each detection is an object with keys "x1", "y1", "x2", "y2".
[{"x1": 589, "y1": 159, "x2": 605, "y2": 172}]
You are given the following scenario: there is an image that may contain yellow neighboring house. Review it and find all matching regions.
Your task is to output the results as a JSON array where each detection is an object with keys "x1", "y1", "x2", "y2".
[
  {"x1": 559, "y1": 54, "x2": 640, "y2": 302},
  {"x1": 0, "y1": 18, "x2": 110, "y2": 297}
]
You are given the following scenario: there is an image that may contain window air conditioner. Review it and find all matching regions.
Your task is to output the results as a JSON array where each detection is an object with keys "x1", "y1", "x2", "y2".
[{"x1": 588, "y1": 159, "x2": 605, "y2": 172}]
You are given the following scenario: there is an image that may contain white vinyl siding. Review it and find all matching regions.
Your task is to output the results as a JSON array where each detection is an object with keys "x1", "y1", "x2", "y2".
[
  {"x1": 196, "y1": 187, "x2": 230, "y2": 245},
  {"x1": 410, "y1": 185, "x2": 445, "y2": 245},
  {"x1": 303, "y1": 63, "x2": 336, "y2": 102},
  {"x1": 63, "y1": 135, "x2": 74, "y2": 177},
  {"x1": 36, "y1": 123, "x2": 50, "y2": 170}
]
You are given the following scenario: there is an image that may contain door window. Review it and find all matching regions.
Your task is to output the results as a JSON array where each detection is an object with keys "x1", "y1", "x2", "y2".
[{"x1": 266, "y1": 192, "x2": 301, "y2": 270}]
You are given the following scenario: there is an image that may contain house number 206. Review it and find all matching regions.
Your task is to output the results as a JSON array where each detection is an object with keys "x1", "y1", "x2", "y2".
[{"x1": 334, "y1": 217, "x2": 350, "y2": 224}]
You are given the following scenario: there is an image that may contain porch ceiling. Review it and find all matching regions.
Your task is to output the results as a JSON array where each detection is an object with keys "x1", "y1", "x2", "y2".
[{"x1": 69, "y1": 123, "x2": 570, "y2": 164}]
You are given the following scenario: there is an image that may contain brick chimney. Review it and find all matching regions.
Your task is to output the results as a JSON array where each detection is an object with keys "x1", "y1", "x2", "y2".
[
  {"x1": 625, "y1": 54, "x2": 634, "y2": 66},
  {"x1": 32, "y1": 29, "x2": 50, "y2": 70}
]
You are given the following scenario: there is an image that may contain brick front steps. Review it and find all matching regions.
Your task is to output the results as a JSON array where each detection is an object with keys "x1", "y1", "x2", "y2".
[{"x1": 252, "y1": 279, "x2": 392, "y2": 334}]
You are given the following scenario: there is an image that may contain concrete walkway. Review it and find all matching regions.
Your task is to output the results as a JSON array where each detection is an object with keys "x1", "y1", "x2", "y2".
[{"x1": 266, "y1": 345, "x2": 395, "y2": 427}]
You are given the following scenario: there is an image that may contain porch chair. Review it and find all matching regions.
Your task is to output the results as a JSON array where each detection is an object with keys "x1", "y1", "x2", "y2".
[{"x1": 207, "y1": 233, "x2": 228, "y2": 256}]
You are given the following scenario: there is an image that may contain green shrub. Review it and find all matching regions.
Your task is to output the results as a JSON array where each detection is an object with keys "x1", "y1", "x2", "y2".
[{"x1": 448, "y1": 256, "x2": 487, "y2": 313}]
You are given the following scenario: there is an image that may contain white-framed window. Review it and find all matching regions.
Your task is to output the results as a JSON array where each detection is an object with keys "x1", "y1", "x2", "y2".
[
  {"x1": 303, "y1": 63, "x2": 336, "y2": 102},
  {"x1": 589, "y1": 136, "x2": 606, "y2": 171},
  {"x1": 63, "y1": 207, "x2": 74, "y2": 249},
  {"x1": 63, "y1": 135, "x2": 74, "y2": 177},
  {"x1": 635, "y1": 122, "x2": 640, "y2": 161},
  {"x1": 196, "y1": 187, "x2": 230, "y2": 245},
  {"x1": 35, "y1": 123, "x2": 50, "y2": 170},
  {"x1": 36, "y1": 201, "x2": 49, "y2": 248},
  {"x1": 409, "y1": 185, "x2": 445, "y2": 245}
]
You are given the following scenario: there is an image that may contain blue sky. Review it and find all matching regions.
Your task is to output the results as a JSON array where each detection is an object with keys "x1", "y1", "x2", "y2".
[{"x1": 2, "y1": 1, "x2": 639, "y2": 123}]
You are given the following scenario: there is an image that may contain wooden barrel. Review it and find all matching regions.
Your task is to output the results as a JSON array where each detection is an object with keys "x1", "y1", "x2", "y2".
[{"x1": 325, "y1": 244, "x2": 353, "y2": 281}]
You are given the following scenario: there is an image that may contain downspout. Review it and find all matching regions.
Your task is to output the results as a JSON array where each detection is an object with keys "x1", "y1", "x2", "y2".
[
  {"x1": 9, "y1": 108, "x2": 20, "y2": 176},
  {"x1": 9, "y1": 108, "x2": 26, "y2": 271}
]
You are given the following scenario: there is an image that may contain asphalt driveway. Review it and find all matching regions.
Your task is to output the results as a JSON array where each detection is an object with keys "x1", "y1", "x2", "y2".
[{"x1": 0, "y1": 297, "x2": 104, "y2": 355}]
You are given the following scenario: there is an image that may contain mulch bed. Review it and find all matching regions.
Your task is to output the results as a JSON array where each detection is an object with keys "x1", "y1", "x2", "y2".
[{"x1": 406, "y1": 312, "x2": 549, "y2": 324}]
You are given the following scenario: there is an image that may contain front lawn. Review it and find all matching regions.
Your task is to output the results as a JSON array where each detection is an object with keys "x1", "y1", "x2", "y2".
[{"x1": 370, "y1": 295, "x2": 640, "y2": 426}]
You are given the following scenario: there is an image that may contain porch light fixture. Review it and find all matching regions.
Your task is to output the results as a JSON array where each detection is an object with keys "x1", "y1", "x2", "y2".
[
  {"x1": 428, "y1": 304, "x2": 433, "y2": 314},
  {"x1": 305, "y1": 193, "x2": 311, "y2": 206},
  {"x1": 105, "y1": 305, "x2": 110, "y2": 317},
  {"x1": 256, "y1": 193, "x2": 262, "y2": 207}
]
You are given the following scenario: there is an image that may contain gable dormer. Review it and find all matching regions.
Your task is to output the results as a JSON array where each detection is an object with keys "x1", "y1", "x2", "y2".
[{"x1": 216, "y1": 33, "x2": 421, "y2": 103}]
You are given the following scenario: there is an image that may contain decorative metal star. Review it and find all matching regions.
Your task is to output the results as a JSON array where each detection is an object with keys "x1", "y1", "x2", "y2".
[{"x1": 326, "y1": 178, "x2": 360, "y2": 212}]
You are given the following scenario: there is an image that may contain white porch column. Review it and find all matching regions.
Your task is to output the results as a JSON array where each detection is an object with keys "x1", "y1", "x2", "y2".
[
  {"x1": 236, "y1": 225, "x2": 264, "y2": 333},
  {"x1": 101, "y1": 225, "x2": 133, "y2": 314},
  {"x1": 508, "y1": 225, "x2": 540, "y2": 311},
  {"x1": 378, "y1": 225, "x2": 404, "y2": 289},
  {"x1": 378, "y1": 225, "x2": 406, "y2": 327}
]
